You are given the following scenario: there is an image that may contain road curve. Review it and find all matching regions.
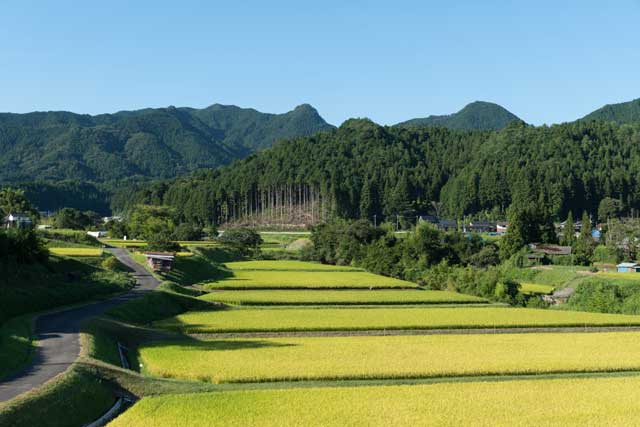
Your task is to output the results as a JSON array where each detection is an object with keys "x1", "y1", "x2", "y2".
[{"x1": 0, "y1": 248, "x2": 160, "y2": 403}]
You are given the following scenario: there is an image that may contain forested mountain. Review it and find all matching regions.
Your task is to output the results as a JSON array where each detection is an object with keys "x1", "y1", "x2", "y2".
[
  {"x1": 396, "y1": 101, "x2": 522, "y2": 130},
  {"x1": 115, "y1": 118, "x2": 640, "y2": 226},
  {"x1": 582, "y1": 98, "x2": 640, "y2": 124},
  {"x1": 0, "y1": 103, "x2": 333, "y2": 182}
]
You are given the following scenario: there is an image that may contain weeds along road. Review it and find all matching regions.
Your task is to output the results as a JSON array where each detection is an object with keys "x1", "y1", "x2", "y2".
[{"x1": 0, "y1": 248, "x2": 160, "y2": 402}]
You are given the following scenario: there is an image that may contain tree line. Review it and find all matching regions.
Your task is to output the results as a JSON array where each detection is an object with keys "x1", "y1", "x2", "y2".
[{"x1": 108, "y1": 118, "x2": 640, "y2": 228}]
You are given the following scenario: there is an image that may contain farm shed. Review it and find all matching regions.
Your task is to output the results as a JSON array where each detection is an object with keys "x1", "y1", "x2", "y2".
[
  {"x1": 144, "y1": 252, "x2": 175, "y2": 272},
  {"x1": 616, "y1": 262, "x2": 640, "y2": 273}
]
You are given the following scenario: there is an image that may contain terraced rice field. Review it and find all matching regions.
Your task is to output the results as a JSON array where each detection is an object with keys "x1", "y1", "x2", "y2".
[
  {"x1": 225, "y1": 260, "x2": 362, "y2": 271},
  {"x1": 200, "y1": 290, "x2": 486, "y2": 305},
  {"x1": 48, "y1": 247, "x2": 103, "y2": 257},
  {"x1": 203, "y1": 270, "x2": 418, "y2": 289},
  {"x1": 155, "y1": 306, "x2": 640, "y2": 333},
  {"x1": 138, "y1": 332, "x2": 640, "y2": 383},
  {"x1": 107, "y1": 376, "x2": 640, "y2": 427}
]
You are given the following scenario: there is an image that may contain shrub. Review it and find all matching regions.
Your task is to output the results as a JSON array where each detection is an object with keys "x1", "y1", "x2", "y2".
[
  {"x1": 101, "y1": 256, "x2": 124, "y2": 271},
  {"x1": 217, "y1": 228, "x2": 262, "y2": 256}
]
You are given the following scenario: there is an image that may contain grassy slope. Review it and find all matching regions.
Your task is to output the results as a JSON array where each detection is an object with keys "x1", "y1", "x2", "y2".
[
  {"x1": 155, "y1": 306, "x2": 640, "y2": 333},
  {"x1": 138, "y1": 331, "x2": 640, "y2": 383},
  {"x1": 0, "y1": 315, "x2": 35, "y2": 380},
  {"x1": 0, "y1": 367, "x2": 114, "y2": 427},
  {"x1": 108, "y1": 376, "x2": 640, "y2": 427},
  {"x1": 200, "y1": 289, "x2": 486, "y2": 305}
]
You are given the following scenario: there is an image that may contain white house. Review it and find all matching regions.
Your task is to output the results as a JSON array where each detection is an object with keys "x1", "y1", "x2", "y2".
[
  {"x1": 5, "y1": 213, "x2": 33, "y2": 229},
  {"x1": 87, "y1": 231, "x2": 108, "y2": 238}
]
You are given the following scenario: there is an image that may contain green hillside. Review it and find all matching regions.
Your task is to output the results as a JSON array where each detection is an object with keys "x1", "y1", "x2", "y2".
[
  {"x1": 0, "y1": 103, "x2": 333, "y2": 183},
  {"x1": 396, "y1": 101, "x2": 521, "y2": 130},
  {"x1": 582, "y1": 98, "x2": 640, "y2": 124},
  {"x1": 118, "y1": 117, "x2": 640, "y2": 224}
]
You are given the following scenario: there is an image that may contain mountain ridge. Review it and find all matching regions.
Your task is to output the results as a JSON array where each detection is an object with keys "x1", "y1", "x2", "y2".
[
  {"x1": 0, "y1": 103, "x2": 334, "y2": 183},
  {"x1": 396, "y1": 101, "x2": 522, "y2": 130}
]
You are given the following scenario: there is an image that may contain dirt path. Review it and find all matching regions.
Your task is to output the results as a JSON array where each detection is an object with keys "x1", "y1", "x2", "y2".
[
  {"x1": 189, "y1": 325, "x2": 640, "y2": 339},
  {"x1": 0, "y1": 248, "x2": 160, "y2": 403}
]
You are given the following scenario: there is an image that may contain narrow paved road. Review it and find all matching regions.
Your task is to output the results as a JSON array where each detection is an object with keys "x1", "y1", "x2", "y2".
[{"x1": 0, "y1": 248, "x2": 160, "y2": 403}]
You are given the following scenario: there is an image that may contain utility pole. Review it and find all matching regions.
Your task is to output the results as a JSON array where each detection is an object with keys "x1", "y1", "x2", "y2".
[
  {"x1": 396, "y1": 215, "x2": 399, "y2": 231},
  {"x1": 373, "y1": 214, "x2": 377, "y2": 227}
]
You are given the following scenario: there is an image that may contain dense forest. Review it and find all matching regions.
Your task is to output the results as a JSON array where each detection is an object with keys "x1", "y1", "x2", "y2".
[
  {"x1": 396, "y1": 101, "x2": 521, "y2": 130},
  {"x1": 111, "y1": 117, "x2": 640, "y2": 226},
  {"x1": 0, "y1": 103, "x2": 333, "y2": 182}
]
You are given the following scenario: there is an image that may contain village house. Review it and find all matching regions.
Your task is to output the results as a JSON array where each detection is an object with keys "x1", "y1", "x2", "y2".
[
  {"x1": 496, "y1": 221, "x2": 508, "y2": 234},
  {"x1": 4, "y1": 213, "x2": 33, "y2": 229},
  {"x1": 463, "y1": 221, "x2": 496, "y2": 233},
  {"x1": 143, "y1": 252, "x2": 175, "y2": 272},
  {"x1": 616, "y1": 262, "x2": 640, "y2": 273},
  {"x1": 418, "y1": 216, "x2": 458, "y2": 231}
]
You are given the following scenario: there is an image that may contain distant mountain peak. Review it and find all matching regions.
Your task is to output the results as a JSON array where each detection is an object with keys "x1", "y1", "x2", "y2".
[
  {"x1": 582, "y1": 98, "x2": 640, "y2": 124},
  {"x1": 396, "y1": 101, "x2": 521, "y2": 130}
]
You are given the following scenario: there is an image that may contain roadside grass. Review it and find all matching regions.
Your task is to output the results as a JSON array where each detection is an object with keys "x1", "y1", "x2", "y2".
[
  {"x1": 107, "y1": 376, "x2": 640, "y2": 427},
  {"x1": 200, "y1": 289, "x2": 486, "y2": 305},
  {"x1": 0, "y1": 256, "x2": 133, "y2": 324},
  {"x1": 203, "y1": 270, "x2": 418, "y2": 290},
  {"x1": 49, "y1": 247, "x2": 103, "y2": 257},
  {"x1": 519, "y1": 283, "x2": 555, "y2": 295},
  {"x1": 0, "y1": 366, "x2": 114, "y2": 427},
  {"x1": 0, "y1": 315, "x2": 35, "y2": 381},
  {"x1": 225, "y1": 260, "x2": 362, "y2": 271},
  {"x1": 138, "y1": 331, "x2": 640, "y2": 383},
  {"x1": 154, "y1": 306, "x2": 640, "y2": 334}
]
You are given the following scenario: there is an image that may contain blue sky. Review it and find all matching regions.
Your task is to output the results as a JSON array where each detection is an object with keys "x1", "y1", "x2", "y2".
[{"x1": 1, "y1": 1, "x2": 639, "y2": 125}]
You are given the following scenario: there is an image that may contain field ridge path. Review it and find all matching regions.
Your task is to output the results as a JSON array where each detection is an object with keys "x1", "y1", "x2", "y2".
[{"x1": 0, "y1": 248, "x2": 160, "y2": 403}]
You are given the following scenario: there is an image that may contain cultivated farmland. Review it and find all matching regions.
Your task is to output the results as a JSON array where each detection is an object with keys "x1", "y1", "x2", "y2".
[
  {"x1": 155, "y1": 306, "x2": 640, "y2": 333},
  {"x1": 200, "y1": 290, "x2": 486, "y2": 305},
  {"x1": 107, "y1": 376, "x2": 640, "y2": 427},
  {"x1": 138, "y1": 332, "x2": 640, "y2": 383},
  {"x1": 224, "y1": 260, "x2": 362, "y2": 271},
  {"x1": 203, "y1": 270, "x2": 418, "y2": 289},
  {"x1": 48, "y1": 247, "x2": 103, "y2": 257}
]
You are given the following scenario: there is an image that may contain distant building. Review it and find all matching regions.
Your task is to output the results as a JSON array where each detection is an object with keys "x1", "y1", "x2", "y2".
[
  {"x1": 37, "y1": 224, "x2": 52, "y2": 230},
  {"x1": 144, "y1": 252, "x2": 175, "y2": 272},
  {"x1": 87, "y1": 231, "x2": 108, "y2": 238},
  {"x1": 418, "y1": 216, "x2": 458, "y2": 231},
  {"x1": 5, "y1": 213, "x2": 33, "y2": 229},
  {"x1": 616, "y1": 262, "x2": 640, "y2": 273},
  {"x1": 102, "y1": 216, "x2": 123, "y2": 223},
  {"x1": 542, "y1": 287, "x2": 574, "y2": 305},
  {"x1": 464, "y1": 221, "x2": 496, "y2": 233},
  {"x1": 496, "y1": 221, "x2": 508, "y2": 235}
]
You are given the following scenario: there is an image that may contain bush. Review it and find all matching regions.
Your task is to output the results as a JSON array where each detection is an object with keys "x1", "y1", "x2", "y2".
[
  {"x1": 146, "y1": 231, "x2": 181, "y2": 252},
  {"x1": 567, "y1": 279, "x2": 623, "y2": 313},
  {"x1": 217, "y1": 228, "x2": 262, "y2": 256},
  {"x1": 101, "y1": 256, "x2": 124, "y2": 271}
]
